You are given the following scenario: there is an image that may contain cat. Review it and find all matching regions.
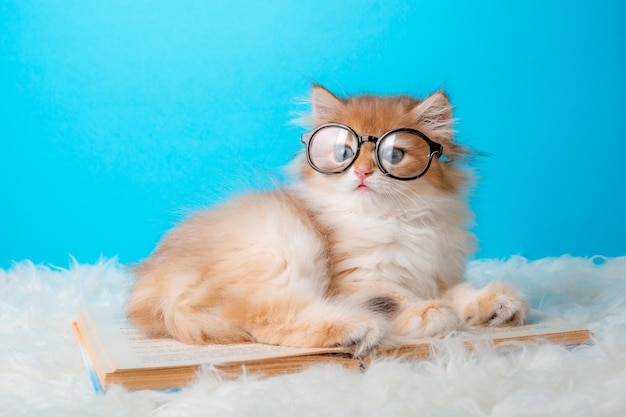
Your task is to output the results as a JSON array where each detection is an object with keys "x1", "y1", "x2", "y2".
[{"x1": 126, "y1": 85, "x2": 528, "y2": 355}]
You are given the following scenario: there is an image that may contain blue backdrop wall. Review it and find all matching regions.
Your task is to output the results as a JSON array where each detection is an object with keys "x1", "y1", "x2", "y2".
[{"x1": 1, "y1": 0, "x2": 625, "y2": 268}]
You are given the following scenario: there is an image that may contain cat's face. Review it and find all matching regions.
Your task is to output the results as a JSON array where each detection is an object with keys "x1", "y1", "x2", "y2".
[{"x1": 296, "y1": 86, "x2": 468, "y2": 208}]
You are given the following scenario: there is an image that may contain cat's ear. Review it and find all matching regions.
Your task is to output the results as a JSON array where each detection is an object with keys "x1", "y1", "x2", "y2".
[
  {"x1": 311, "y1": 85, "x2": 344, "y2": 121},
  {"x1": 411, "y1": 91, "x2": 455, "y2": 142}
]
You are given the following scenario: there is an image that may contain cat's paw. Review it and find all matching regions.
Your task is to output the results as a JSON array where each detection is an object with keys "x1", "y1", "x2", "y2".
[
  {"x1": 322, "y1": 313, "x2": 388, "y2": 356},
  {"x1": 463, "y1": 282, "x2": 528, "y2": 327},
  {"x1": 394, "y1": 300, "x2": 463, "y2": 338}
]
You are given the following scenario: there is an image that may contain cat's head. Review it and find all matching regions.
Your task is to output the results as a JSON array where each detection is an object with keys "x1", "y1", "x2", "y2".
[{"x1": 294, "y1": 85, "x2": 470, "y2": 210}]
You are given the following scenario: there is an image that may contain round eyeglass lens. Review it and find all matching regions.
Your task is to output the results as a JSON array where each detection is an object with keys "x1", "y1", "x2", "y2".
[
  {"x1": 378, "y1": 131, "x2": 432, "y2": 178},
  {"x1": 308, "y1": 126, "x2": 358, "y2": 173}
]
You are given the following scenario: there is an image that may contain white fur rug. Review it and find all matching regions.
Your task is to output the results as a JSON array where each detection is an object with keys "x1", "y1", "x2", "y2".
[{"x1": 2, "y1": 255, "x2": 626, "y2": 417}]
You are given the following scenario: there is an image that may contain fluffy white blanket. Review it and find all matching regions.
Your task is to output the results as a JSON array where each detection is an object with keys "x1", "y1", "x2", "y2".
[{"x1": 2, "y1": 255, "x2": 625, "y2": 416}]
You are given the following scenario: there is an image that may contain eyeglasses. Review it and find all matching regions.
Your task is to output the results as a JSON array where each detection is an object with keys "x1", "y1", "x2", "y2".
[{"x1": 301, "y1": 123, "x2": 443, "y2": 181}]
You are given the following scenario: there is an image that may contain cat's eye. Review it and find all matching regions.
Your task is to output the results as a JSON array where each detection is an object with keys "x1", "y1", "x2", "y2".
[
  {"x1": 334, "y1": 145, "x2": 355, "y2": 162},
  {"x1": 301, "y1": 123, "x2": 442, "y2": 180},
  {"x1": 303, "y1": 125, "x2": 358, "y2": 173},
  {"x1": 380, "y1": 147, "x2": 404, "y2": 164}
]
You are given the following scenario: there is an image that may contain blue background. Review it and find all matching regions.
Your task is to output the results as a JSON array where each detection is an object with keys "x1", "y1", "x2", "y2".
[{"x1": 1, "y1": 0, "x2": 625, "y2": 269}]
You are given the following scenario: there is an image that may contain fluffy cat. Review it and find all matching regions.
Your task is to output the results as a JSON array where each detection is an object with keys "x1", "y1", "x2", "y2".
[{"x1": 126, "y1": 85, "x2": 528, "y2": 355}]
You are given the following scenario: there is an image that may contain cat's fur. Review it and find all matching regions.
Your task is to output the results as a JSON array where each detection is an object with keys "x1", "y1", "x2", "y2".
[{"x1": 127, "y1": 85, "x2": 528, "y2": 354}]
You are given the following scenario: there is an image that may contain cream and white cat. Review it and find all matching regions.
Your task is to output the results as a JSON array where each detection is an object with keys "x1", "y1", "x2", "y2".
[{"x1": 127, "y1": 85, "x2": 528, "y2": 355}]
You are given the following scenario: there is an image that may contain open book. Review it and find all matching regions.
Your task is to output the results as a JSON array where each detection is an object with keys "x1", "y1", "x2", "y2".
[{"x1": 73, "y1": 307, "x2": 592, "y2": 393}]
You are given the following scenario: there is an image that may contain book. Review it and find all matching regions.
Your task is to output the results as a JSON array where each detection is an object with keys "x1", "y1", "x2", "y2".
[{"x1": 73, "y1": 306, "x2": 592, "y2": 393}]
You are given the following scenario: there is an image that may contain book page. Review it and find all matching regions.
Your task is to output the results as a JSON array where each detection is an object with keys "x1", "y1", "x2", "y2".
[
  {"x1": 461, "y1": 310, "x2": 586, "y2": 340},
  {"x1": 80, "y1": 307, "x2": 342, "y2": 370},
  {"x1": 385, "y1": 310, "x2": 590, "y2": 349}
]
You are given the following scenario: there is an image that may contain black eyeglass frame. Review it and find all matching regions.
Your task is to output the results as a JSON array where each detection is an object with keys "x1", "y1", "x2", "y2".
[{"x1": 301, "y1": 123, "x2": 443, "y2": 181}]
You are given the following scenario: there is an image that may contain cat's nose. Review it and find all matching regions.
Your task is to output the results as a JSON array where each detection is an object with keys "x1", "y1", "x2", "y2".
[{"x1": 355, "y1": 168, "x2": 373, "y2": 181}]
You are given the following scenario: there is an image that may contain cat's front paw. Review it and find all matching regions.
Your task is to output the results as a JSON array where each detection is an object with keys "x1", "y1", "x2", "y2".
[
  {"x1": 463, "y1": 283, "x2": 528, "y2": 327},
  {"x1": 394, "y1": 300, "x2": 463, "y2": 338},
  {"x1": 322, "y1": 313, "x2": 389, "y2": 356}
]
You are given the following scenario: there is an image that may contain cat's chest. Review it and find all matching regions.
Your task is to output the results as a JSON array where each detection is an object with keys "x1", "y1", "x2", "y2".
[
  {"x1": 331, "y1": 215, "x2": 423, "y2": 248},
  {"x1": 319, "y1": 212, "x2": 443, "y2": 299},
  {"x1": 324, "y1": 213, "x2": 440, "y2": 277},
  {"x1": 295, "y1": 189, "x2": 438, "y2": 253}
]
